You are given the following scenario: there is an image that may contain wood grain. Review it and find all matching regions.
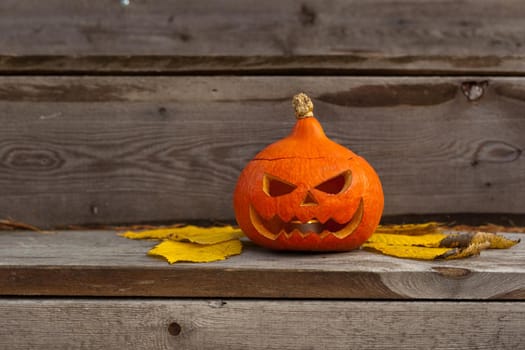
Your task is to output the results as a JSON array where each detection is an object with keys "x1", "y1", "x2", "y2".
[
  {"x1": 0, "y1": 299, "x2": 523, "y2": 349},
  {"x1": 0, "y1": 230, "x2": 523, "y2": 299},
  {"x1": 0, "y1": 76, "x2": 524, "y2": 226},
  {"x1": 1, "y1": 1, "x2": 525, "y2": 73}
]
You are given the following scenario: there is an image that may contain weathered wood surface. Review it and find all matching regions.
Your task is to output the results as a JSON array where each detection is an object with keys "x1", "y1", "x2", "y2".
[
  {"x1": 0, "y1": 76, "x2": 523, "y2": 227},
  {"x1": 2, "y1": 0, "x2": 525, "y2": 74},
  {"x1": 0, "y1": 230, "x2": 523, "y2": 299},
  {"x1": 1, "y1": 299, "x2": 523, "y2": 350}
]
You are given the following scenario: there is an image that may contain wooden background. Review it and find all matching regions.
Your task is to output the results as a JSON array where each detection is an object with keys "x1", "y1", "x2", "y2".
[
  {"x1": 1, "y1": 0, "x2": 524, "y2": 227},
  {"x1": 1, "y1": 3, "x2": 524, "y2": 349}
]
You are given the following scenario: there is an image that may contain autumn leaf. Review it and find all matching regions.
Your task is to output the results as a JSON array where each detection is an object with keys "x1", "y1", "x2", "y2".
[
  {"x1": 364, "y1": 227, "x2": 520, "y2": 260},
  {"x1": 148, "y1": 239, "x2": 243, "y2": 264},
  {"x1": 374, "y1": 222, "x2": 442, "y2": 235},
  {"x1": 0, "y1": 218, "x2": 51, "y2": 233},
  {"x1": 367, "y1": 232, "x2": 448, "y2": 247},
  {"x1": 362, "y1": 242, "x2": 452, "y2": 260},
  {"x1": 121, "y1": 225, "x2": 244, "y2": 264},
  {"x1": 121, "y1": 225, "x2": 244, "y2": 244},
  {"x1": 121, "y1": 222, "x2": 519, "y2": 262},
  {"x1": 451, "y1": 223, "x2": 525, "y2": 234},
  {"x1": 445, "y1": 231, "x2": 519, "y2": 249}
]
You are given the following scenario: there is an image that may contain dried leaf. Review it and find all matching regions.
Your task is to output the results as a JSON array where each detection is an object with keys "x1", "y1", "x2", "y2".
[
  {"x1": 121, "y1": 223, "x2": 518, "y2": 263},
  {"x1": 121, "y1": 225, "x2": 245, "y2": 264},
  {"x1": 450, "y1": 224, "x2": 525, "y2": 234},
  {"x1": 441, "y1": 243, "x2": 490, "y2": 260},
  {"x1": 362, "y1": 242, "x2": 452, "y2": 260},
  {"x1": 121, "y1": 225, "x2": 244, "y2": 244},
  {"x1": 367, "y1": 233, "x2": 447, "y2": 247},
  {"x1": 374, "y1": 222, "x2": 443, "y2": 235},
  {"x1": 364, "y1": 230, "x2": 520, "y2": 260},
  {"x1": 148, "y1": 239, "x2": 243, "y2": 264},
  {"x1": 121, "y1": 228, "x2": 176, "y2": 240},
  {"x1": 472, "y1": 231, "x2": 520, "y2": 249},
  {"x1": 0, "y1": 218, "x2": 48, "y2": 233}
]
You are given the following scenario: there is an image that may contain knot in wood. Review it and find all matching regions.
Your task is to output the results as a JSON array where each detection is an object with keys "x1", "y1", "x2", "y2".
[{"x1": 461, "y1": 81, "x2": 488, "y2": 101}]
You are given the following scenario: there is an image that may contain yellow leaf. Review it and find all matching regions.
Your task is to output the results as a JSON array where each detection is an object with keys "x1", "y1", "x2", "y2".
[
  {"x1": 362, "y1": 242, "x2": 452, "y2": 260},
  {"x1": 166, "y1": 225, "x2": 244, "y2": 244},
  {"x1": 120, "y1": 223, "x2": 519, "y2": 263},
  {"x1": 367, "y1": 233, "x2": 447, "y2": 247},
  {"x1": 148, "y1": 239, "x2": 243, "y2": 264},
  {"x1": 121, "y1": 228, "x2": 181, "y2": 240},
  {"x1": 364, "y1": 231, "x2": 519, "y2": 260},
  {"x1": 121, "y1": 225, "x2": 244, "y2": 244},
  {"x1": 374, "y1": 222, "x2": 443, "y2": 235}
]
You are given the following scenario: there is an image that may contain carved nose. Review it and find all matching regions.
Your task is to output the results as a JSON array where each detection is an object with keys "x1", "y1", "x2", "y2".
[{"x1": 300, "y1": 191, "x2": 318, "y2": 206}]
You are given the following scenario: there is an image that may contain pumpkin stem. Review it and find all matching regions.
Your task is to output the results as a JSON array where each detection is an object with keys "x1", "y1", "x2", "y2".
[{"x1": 293, "y1": 93, "x2": 314, "y2": 119}]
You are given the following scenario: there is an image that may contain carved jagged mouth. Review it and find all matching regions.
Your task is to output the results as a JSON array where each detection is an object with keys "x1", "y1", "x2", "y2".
[{"x1": 249, "y1": 199, "x2": 364, "y2": 240}]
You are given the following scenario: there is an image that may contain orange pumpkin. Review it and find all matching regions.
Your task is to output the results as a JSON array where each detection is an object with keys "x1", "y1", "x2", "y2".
[{"x1": 233, "y1": 93, "x2": 384, "y2": 251}]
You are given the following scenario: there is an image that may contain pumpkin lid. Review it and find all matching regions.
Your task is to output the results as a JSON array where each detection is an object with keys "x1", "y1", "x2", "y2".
[{"x1": 253, "y1": 93, "x2": 356, "y2": 160}]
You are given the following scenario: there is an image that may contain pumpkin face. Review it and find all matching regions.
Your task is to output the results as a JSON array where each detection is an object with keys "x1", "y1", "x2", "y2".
[{"x1": 233, "y1": 93, "x2": 384, "y2": 251}]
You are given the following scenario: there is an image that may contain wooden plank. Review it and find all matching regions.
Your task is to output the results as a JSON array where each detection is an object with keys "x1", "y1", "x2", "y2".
[
  {"x1": 0, "y1": 76, "x2": 524, "y2": 226},
  {"x1": 0, "y1": 230, "x2": 523, "y2": 299},
  {"x1": 0, "y1": 299, "x2": 524, "y2": 349},
  {"x1": 1, "y1": 0, "x2": 525, "y2": 73}
]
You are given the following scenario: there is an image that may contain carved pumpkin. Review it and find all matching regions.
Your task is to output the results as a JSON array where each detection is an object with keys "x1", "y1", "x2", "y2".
[{"x1": 233, "y1": 93, "x2": 384, "y2": 251}]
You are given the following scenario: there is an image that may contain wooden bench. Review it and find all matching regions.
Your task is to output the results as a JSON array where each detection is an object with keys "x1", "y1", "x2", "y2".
[
  {"x1": 0, "y1": 1, "x2": 524, "y2": 349},
  {"x1": 1, "y1": 230, "x2": 524, "y2": 349}
]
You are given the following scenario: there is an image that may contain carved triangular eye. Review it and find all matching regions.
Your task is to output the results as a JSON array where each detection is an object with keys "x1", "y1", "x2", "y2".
[
  {"x1": 263, "y1": 174, "x2": 297, "y2": 197},
  {"x1": 315, "y1": 170, "x2": 352, "y2": 194}
]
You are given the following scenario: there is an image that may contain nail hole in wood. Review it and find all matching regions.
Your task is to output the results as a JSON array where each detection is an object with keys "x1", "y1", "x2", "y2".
[
  {"x1": 90, "y1": 205, "x2": 99, "y2": 215},
  {"x1": 168, "y1": 322, "x2": 181, "y2": 336}
]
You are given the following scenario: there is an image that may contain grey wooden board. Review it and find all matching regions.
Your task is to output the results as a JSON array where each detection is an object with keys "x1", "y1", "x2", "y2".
[
  {"x1": 0, "y1": 230, "x2": 523, "y2": 299},
  {"x1": 0, "y1": 299, "x2": 524, "y2": 350},
  {"x1": 2, "y1": 0, "x2": 525, "y2": 74},
  {"x1": 0, "y1": 76, "x2": 524, "y2": 227}
]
